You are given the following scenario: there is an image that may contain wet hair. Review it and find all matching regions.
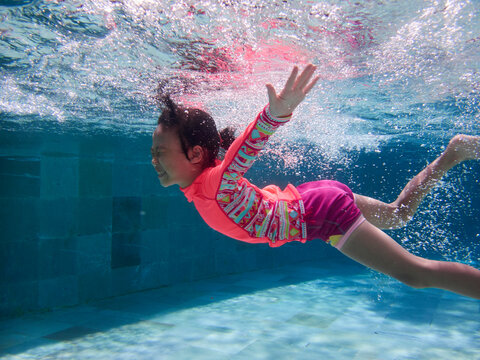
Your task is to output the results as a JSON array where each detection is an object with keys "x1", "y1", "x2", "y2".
[{"x1": 157, "y1": 96, "x2": 236, "y2": 168}]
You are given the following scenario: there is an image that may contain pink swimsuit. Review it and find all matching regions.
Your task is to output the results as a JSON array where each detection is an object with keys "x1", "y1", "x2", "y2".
[{"x1": 181, "y1": 106, "x2": 364, "y2": 249}]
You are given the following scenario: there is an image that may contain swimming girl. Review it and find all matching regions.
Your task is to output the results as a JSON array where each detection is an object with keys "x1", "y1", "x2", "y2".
[{"x1": 151, "y1": 64, "x2": 480, "y2": 299}]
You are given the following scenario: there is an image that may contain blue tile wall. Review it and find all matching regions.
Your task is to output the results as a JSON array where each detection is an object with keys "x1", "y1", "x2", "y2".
[
  {"x1": 0, "y1": 128, "x2": 338, "y2": 319},
  {"x1": 0, "y1": 156, "x2": 41, "y2": 198},
  {"x1": 0, "y1": 198, "x2": 40, "y2": 242},
  {"x1": 38, "y1": 237, "x2": 77, "y2": 279},
  {"x1": 77, "y1": 270, "x2": 111, "y2": 303},
  {"x1": 111, "y1": 232, "x2": 142, "y2": 269},
  {"x1": 40, "y1": 199, "x2": 78, "y2": 238},
  {"x1": 76, "y1": 234, "x2": 111, "y2": 275},
  {"x1": 141, "y1": 196, "x2": 170, "y2": 230},
  {"x1": 40, "y1": 155, "x2": 78, "y2": 198},
  {"x1": 77, "y1": 198, "x2": 112, "y2": 235},
  {"x1": 38, "y1": 275, "x2": 79, "y2": 309},
  {"x1": 0, "y1": 240, "x2": 39, "y2": 283},
  {"x1": 112, "y1": 197, "x2": 142, "y2": 233},
  {"x1": 78, "y1": 158, "x2": 113, "y2": 198},
  {"x1": 112, "y1": 162, "x2": 144, "y2": 197},
  {"x1": 0, "y1": 281, "x2": 39, "y2": 318}
]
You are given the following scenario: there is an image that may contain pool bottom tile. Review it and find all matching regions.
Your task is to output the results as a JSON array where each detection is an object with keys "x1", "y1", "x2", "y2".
[{"x1": 1, "y1": 260, "x2": 479, "y2": 360}]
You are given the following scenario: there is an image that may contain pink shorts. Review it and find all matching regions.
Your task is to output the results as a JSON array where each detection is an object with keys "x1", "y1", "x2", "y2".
[{"x1": 297, "y1": 180, "x2": 365, "y2": 250}]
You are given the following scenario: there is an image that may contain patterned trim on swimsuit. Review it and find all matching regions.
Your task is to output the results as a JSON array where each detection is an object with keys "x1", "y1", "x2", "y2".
[{"x1": 216, "y1": 107, "x2": 306, "y2": 244}]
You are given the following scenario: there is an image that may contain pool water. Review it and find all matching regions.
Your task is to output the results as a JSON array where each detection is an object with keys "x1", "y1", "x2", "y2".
[
  {"x1": 1, "y1": 0, "x2": 480, "y2": 358},
  {"x1": 1, "y1": 258, "x2": 479, "y2": 360}
]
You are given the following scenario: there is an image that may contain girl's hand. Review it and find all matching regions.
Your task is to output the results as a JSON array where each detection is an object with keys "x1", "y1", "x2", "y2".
[{"x1": 266, "y1": 64, "x2": 319, "y2": 118}]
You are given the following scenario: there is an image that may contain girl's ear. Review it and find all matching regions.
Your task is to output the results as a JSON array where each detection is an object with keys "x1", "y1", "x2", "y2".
[{"x1": 188, "y1": 145, "x2": 205, "y2": 165}]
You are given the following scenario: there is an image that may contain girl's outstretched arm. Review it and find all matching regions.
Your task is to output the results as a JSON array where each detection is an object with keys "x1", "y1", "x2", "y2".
[{"x1": 266, "y1": 64, "x2": 320, "y2": 118}]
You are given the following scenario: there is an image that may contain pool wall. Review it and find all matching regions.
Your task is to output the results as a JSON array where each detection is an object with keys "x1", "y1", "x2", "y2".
[
  {"x1": 2, "y1": 123, "x2": 478, "y2": 319},
  {"x1": 0, "y1": 125, "x2": 339, "y2": 319}
]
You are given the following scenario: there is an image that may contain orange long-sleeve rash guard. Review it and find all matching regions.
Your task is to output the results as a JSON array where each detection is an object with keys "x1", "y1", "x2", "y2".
[{"x1": 180, "y1": 106, "x2": 307, "y2": 247}]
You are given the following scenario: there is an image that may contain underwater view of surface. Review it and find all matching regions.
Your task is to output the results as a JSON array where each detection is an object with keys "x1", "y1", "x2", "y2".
[{"x1": 2, "y1": 0, "x2": 479, "y2": 136}]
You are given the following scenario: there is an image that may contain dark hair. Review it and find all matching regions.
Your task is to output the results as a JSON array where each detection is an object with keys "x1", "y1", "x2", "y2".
[{"x1": 157, "y1": 96, "x2": 236, "y2": 168}]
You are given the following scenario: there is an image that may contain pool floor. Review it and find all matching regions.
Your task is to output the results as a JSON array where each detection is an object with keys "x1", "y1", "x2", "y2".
[{"x1": 1, "y1": 258, "x2": 479, "y2": 359}]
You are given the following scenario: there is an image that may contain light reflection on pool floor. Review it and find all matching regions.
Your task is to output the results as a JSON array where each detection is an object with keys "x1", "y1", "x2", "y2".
[{"x1": 1, "y1": 258, "x2": 479, "y2": 359}]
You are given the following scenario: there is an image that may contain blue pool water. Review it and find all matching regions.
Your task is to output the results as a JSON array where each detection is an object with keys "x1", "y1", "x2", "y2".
[{"x1": 1, "y1": 0, "x2": 480, "y2": 358}]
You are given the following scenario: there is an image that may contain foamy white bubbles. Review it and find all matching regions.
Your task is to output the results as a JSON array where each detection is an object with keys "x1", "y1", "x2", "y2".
[{"x1": 0, "y1": 0, "x2": 479, "y2": 139}]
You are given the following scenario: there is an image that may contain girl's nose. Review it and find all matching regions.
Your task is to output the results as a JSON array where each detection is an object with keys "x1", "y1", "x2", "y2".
[{"x1": 152, "y1": 157, "x2": 159, "y2": 165}]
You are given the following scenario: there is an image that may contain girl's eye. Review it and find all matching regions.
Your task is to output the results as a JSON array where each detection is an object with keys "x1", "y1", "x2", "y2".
[{"x1": 151, "y1": 149, "x2": 163, "y2": 157}]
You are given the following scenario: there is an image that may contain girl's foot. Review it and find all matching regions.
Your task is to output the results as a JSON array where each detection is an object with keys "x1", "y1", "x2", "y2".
[{"x1": 444, "y1": 134, "x2": 480, "y2": 165}]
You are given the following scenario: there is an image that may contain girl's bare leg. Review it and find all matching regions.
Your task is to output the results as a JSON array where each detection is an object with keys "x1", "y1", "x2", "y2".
[
  {"x1": 354, "y1": 135, "x2": 480, "y2": 229},
  {"x1": 340, "y1": 221, "x2": 480, "y2": 299}
]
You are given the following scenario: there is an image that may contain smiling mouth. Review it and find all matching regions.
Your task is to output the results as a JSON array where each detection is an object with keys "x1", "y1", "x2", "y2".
[{"x1": 157, "y1": 170, "x2": 166, "y2": 178}]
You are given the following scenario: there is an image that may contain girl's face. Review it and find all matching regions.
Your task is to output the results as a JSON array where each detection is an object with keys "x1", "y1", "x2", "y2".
[{"x1": 151, "y1": 124, "x2": 197, "y2": 188}]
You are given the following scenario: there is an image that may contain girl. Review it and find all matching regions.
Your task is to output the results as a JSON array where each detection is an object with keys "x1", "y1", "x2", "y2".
[{"x1": 151, "y1": 64, "x2": 480, "y2": 299}]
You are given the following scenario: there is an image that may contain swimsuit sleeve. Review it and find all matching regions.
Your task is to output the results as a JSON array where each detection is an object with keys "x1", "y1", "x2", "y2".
[
  {"x1": 207, "y1": 105, "x2": 306, "y2": 245},
  {"x1": 219, "y1": 105, "x2": 291, "y2": 180}
]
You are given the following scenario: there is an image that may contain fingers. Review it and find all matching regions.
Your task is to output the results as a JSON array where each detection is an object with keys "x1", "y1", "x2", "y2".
[
  {"x1": 284, "y1": 66, "x2": 299, "y2": 92},
  {"x1": 282, "y1": 64, "x2": 318, "y2": 95},
  {"x1": 294, "y1": 64, "x2": 317, "y2": 91},
  {"x1": 266, "y1": 64, "x2": 318, "y2": 118},
  {"x1": 303, "y1": 75, "x2": 320, "y2": 95},
  {"x1": 266, "y1": 83, "x2": 277, "y2": 104}
]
